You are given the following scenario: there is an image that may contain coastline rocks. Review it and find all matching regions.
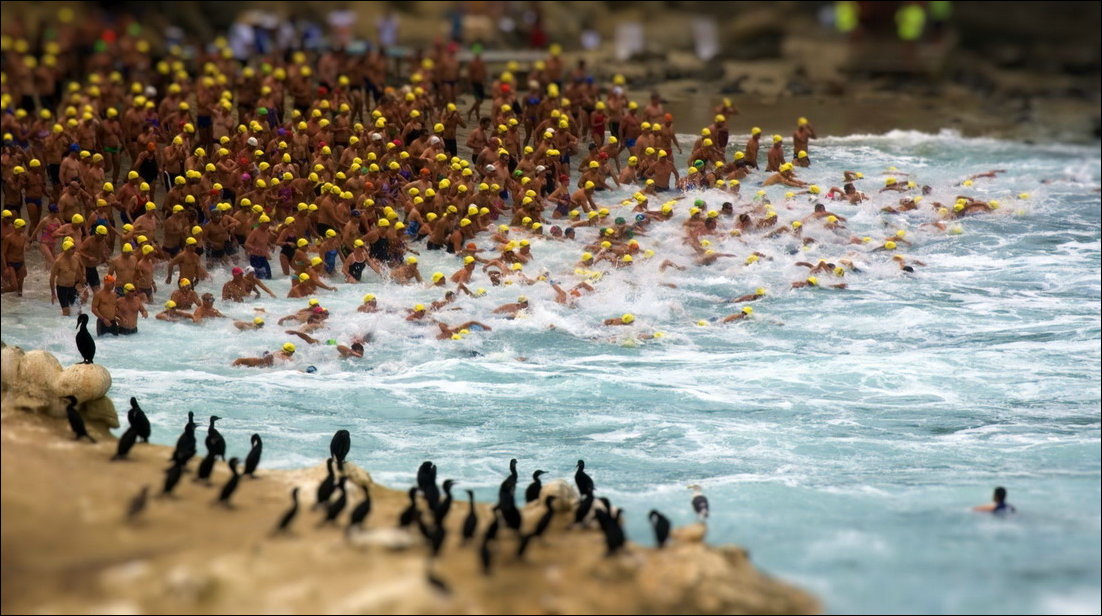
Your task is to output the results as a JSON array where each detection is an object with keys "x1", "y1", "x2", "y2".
[
  {"x1": 0, "y1": 343, "x2": 118, "y2": 429},
  {"x1": 53, "y1": 363, "x2": 113, "y2": 404},
  {"x1": 537, "y1": 479, "x2": 580, "y2": 512}
]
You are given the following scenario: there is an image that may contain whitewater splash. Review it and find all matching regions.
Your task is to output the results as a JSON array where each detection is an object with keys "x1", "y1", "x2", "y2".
[{"x1": 2, "y1": 131, "x2": 1099, "y2": 614}]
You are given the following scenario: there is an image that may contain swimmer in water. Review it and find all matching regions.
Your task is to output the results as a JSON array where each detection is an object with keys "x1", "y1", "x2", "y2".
[
  {"x1": 721, "y1": 306, "x2": 754, "y2": 323},
  {"x1": 283, "y1": 330, "x2": 366, "y2": 358},
  {"x1": 155, "y1": 300, "x2": 193, "y2": 321},
  {"x1": 233, "y1": 316, "x2": 266, "y2": 331},
  {"x1": 727, "y1": 287, "x2": 767, "y2": 303},
  {"x1": 492, "y1": 296, "x2": 530, "y2": 318},
  {"x1": 603, "y1": 313, "x2": 635, "y2": 326},
  {"x1": 972, "y1": 486, "x2": 1016, "y2": 515},
  {"x1": 434, "y1": 320, "x2": 493, "y2": 340},
  {"x1": 232, "y1": 342, "x2": 297, "y2": 367},
  {"x1": 191, "y1": 293, "x2": 227, "y2": 323}
]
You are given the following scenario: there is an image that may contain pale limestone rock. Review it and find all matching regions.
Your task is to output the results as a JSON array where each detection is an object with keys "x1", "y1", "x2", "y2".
[
  {"x1": 1, "y1": 343, "x2": 24, "y2": 392},
  {"x1": 342, "y1": 462, "x2": 374, "y2": 490},
  {"x1": 671, "y1": 521, "x2": 708, "y2": 543},
  {"x1": 54, "y1": 363, "x2": 112, "y2": 403},
  {"x1": 81, "y1": 396, "x2": 120, "y2": 430},
  {"x1": 538, "y1": 479, "x2": 579, "y2": 512}
]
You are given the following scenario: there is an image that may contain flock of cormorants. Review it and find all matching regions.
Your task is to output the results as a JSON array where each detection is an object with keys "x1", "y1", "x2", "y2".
[{"x1": 63, "y1": 320, "x2": 710, "y2": 578}]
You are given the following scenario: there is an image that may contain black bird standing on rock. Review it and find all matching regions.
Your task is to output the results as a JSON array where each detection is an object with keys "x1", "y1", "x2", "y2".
[
  {"x1": 162, "y1": 461, "x2": 184, "y2": 497},
  {"x1": 594, "y1": 506, "x2": 626, "y2": 556},
  {"x1": 649, "y1": 510, "x2": 671, "y2": 548},
  {"x1": 128, "y1": 397, "x2": 151, "y2": 442},
  {"x1": 216, "y1": 458, "x2": 242, "y2": 507},
  {"x1": 517, "y1": 495, "x2": 557, "y2": 558},
  {"x1": 195, "y1": 452, "x2": 217, "y2": 483},
  {"x1": 417, "y1": 461, "x2": 440, "y2": 509},
  {"x1": 170, "y1": 412, "x2": 196, "y2": 467},
  {"x1": 501, "y1": 458, "x2": 519, "y2": 495},
  {"x1": 320, "y1": 476, "x2": 348, "y2": 525},
  {"x1": 112, "y1": 426, "x2": 138, "y2": 460},
  {"x1": 689, "y1": 484, "x2": 710, "y2": 521},
  {"x1": 75, "y1": 313, "x2": 95, "y2": 364},
  {"x1": 575, "y1": 459, "x2": 594, "y2": 497},
  {"x1": 346, "y1": 483, "x2": 372, "y2": 533},
  {"x1": 63, "y1": 395, "x2": 96, "y2": 442},
  {"x1": 461, "y1": 489, "x2": 478, "y2": 543},
  {"x1": 126, "y1": 486, "x2": 149, "y2": 522},
  {"x1": 243, "y1": 434, "x2": 263, "y2": 477},
  {"x1": 398, "y1": 487, "x2": 419, "y2": 527},
  {"x1": 479, "y1": 507, "x2": 500, "y2": 575},
  {"x1": 273, "y1": 487, "x2": 300, "y2": 534},
  {"x1": 330, "y1": 429, "x2": 350, "y2": 471},
  {"x1": 314, "y1": 458, "x2": 336, "y2": 509},
  {"x1": 205, "y1": 416, "x2": 225, "y2": 460},
  {"x1": 573, "y1": 493, "x2": 595, "y2": 527},
  {"x1": 525, "y1": 470, "x2": 546, "y2": 503},
  {"x1": 433, "y1": 479, "x2": 455, "y2": 525}
]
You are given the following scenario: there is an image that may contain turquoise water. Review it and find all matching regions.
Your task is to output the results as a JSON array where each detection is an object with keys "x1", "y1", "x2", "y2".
[{"x1": 2, "y1": 131, "x2": 1099, "y2": 614}]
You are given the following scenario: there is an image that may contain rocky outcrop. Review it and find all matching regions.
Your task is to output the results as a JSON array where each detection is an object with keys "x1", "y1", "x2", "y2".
[
  {"x1": 0, "y1": 347, "x2": 818, "y2": 615},
  {"x1": 0, "y1": 342, "x2": 118, "y2": 431}
]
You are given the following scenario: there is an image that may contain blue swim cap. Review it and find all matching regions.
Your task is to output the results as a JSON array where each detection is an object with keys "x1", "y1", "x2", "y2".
[{"x1": 305, "y1": 365, "x2": 318, "y2": 373}]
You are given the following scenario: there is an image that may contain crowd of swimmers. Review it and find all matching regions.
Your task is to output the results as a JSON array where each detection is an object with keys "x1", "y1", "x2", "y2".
[{"x1": 0, "y1": 14, "x2": 1030, "y2": 365}]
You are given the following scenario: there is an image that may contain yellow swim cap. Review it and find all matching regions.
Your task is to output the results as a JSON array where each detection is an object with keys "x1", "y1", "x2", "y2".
[
  {"x1": 885, "y1": 241, "x2": 897, "y2": 250},
  {"x1": 165, "y1": 300, "x2": 177, "y2": 309},
  {"x1": 807, "y1": 277, "x2": 818, "y2": 286},
  {"x1": 756, "y1": 287, "x2": 766, "y2": 296},
  {"x1": 298, "y1": 273, "x2": 310, "y2": 281},
  {"x1": 254, "y1": 317, "x2": 265, "y2": 325},
  {"x1": 282, "y1": 343, "x2": 296, "y2": 353},
  {"x1": 179, "y1": 278, "x2": 191, "y2": 287},
  {"x1": 406, "y1": 256, "x2": 418, "y2": 264},
  {"x1": 742, "y1": 306, "x2": 753, "y2": 315},
  {"x1": 621, "y1": 313, "x2": 635, "y2": 324}
]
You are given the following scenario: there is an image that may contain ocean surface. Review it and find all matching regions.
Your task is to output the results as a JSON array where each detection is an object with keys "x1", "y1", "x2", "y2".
[{"x1": 3, "y1": 130, "x2": 1099, "y2": 614}]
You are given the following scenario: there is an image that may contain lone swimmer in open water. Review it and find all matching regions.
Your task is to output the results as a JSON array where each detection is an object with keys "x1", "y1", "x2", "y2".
[{"x1": 973, "y1": 486, "x2": 1016, "y2": 515}]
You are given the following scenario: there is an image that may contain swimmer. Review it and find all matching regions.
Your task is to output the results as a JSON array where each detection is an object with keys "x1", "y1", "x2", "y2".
[
  {"x1": 721, "y1": 306, "x2": 755, "y2": 323},
  {"x1": 233, "y1": 342, "x2": 297, "y2": 367},
  {"x1": 791, "y1": 276, "x2": 846, "y2": 290},
  {"x1": 434, "y1": 320, "x2": 493, "y2": 340},
  {"x1": 156, "y1": 300, "x2": 194, "y2": 322},
  {"x1": 284, "y1": 330, "x2": 365, "y2": 358},
  {"x1": 191, "y1": 293, "x2": 227, "y2": 323},
  {"x1": 233, "y1": 316, "x2": 266, "y2": 331},
  {"x1": 603, "y1": 313, "x2": 635, "y2": 326},
  {"x1": 492, "y1": 296, "x2": 530, "y2": 317},
  {"x1": 972, "y1": 486, "x2": 1016, "y2": 515},
  {"x1": 287, "y1": 272, "x2": 335, "y2": 298},
  {"x1": 358, "y1": 294, "x2": 379, "y2": 313},
  {"x1": 728, "y1": 287, "x2": 767, "y2": 303},
  {"x1": 550, "y1": 281, "x2": 595, "y2": 305}
]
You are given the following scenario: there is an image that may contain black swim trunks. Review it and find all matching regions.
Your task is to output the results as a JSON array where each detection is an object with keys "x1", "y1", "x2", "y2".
[
  {"x1": 56, "y1": 285, "x2": 77, "y2": 308},
  {"x1": 85, "y1": 266, "x2": 100, "y2": 288}
]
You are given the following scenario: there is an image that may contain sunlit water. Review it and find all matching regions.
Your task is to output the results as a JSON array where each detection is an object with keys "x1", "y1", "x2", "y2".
[{"x1": 3, "y1": 130, "x2": 1100, "y2": 614}]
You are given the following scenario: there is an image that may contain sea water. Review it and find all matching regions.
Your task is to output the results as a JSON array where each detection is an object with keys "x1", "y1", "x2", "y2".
[{"x1": 2, "y1": 130, "x2": 1099, "y2": 614}]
